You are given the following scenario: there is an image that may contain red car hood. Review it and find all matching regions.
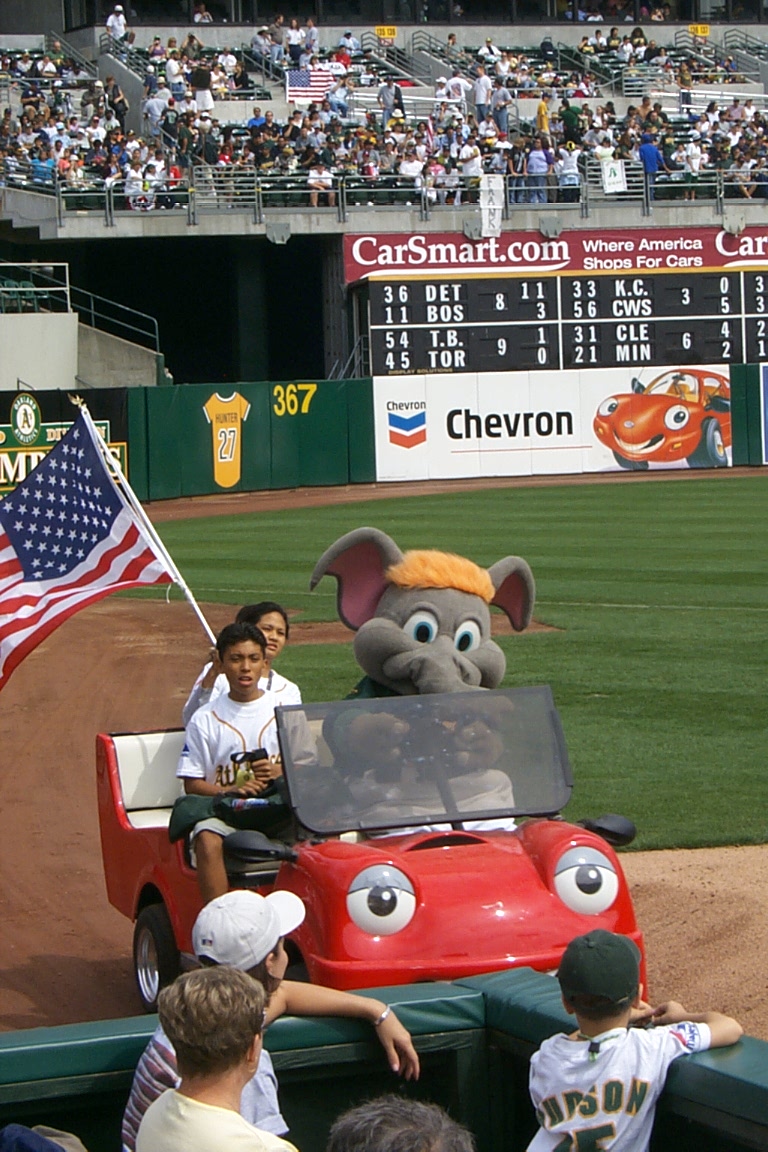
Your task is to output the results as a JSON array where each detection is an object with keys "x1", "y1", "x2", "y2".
[{"x1": 277, "y1": 822, "x2": 641, "y2": 989}]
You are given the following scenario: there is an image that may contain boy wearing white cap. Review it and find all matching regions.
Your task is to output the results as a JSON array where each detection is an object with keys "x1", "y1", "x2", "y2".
[
  {"x1": 526, "y1": 929, "x2": 742, "y2": 1152},
  {"x1": 122, "y1": 891, "x2": 419, "y2": 1152}
]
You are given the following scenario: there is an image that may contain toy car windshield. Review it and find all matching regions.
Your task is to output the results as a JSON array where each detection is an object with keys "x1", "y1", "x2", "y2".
[{"x1": 276, "y1": 686, "x2": 573, "y2": 835}]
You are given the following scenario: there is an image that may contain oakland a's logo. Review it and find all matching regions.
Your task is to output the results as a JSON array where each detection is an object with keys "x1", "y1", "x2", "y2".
[{"x1": 11, "y1": 394, "x2": 41, "y2": 447}]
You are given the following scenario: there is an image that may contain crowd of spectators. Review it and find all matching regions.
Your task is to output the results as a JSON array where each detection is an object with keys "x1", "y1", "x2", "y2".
[
  {"x1": 1, "y1": 25, "x2": 766, "y2": 211},
  {"x1": 571, "y1": 24, "x2": 747, "y2": 87},
  {"x1": 623, "y1": 94, "x2": 768, "y2": 200},
  {"x1": 501, "y1": 88, "x2": 768, "y2": 203},
  {"x1": 102, "y1": 7, "x2": 398, "y2": 99}
]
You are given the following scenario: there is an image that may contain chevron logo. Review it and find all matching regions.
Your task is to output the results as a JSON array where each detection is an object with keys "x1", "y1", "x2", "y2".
[{"x1": 388, "y1": 410, "x2": 426, "y2": 449}]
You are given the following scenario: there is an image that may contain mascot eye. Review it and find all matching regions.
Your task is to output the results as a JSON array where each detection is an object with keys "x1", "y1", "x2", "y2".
[
  {"x1": 404, "y1": 610, "x2": 439, "y2": 644},
  {"x1": 454, "y1": 620, "x2": 481, "y2": 652},
  {"x1": 597, "y1": 397, "x2": 619, "y2": 417},
  {"x1": 553, "y1": 847, "x2": 619, "y2": 914},
  {"x1": 664, "y1": 404, "x2": 689, "y2": 430},
  {"x1": 347, "y1": 866, "x2": 416, "y2": 935}
]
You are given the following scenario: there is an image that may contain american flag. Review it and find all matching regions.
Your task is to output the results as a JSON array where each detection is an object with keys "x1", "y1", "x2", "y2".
[
  {"x1": 0, "y1": 410, "x2": 174, "y2": 692},
  {"x1": 285, "y1": 68, "x2": 335, "y2": 103}
]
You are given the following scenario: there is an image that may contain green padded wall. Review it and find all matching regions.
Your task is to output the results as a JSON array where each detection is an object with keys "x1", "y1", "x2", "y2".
[{"x1": 143, "y1": 380, "x2": 375, "y2": 501}]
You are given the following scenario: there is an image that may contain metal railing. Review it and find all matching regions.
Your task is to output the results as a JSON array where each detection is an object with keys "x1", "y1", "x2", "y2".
[
  {"x1": 45, "y1": 31, "x2": 97, "y2": 78},
  {"x1": 582, "y1": 157, "x2": 734, "y2": 215},
  {"x1": 68, "y1": 279, "x2": 160, "y2": 350},
  {"x1": 410, "y1": 28, "x2": 454, "y2": 60},
  {"x1": 622, "y1": 64, "x2": 669, "y2": 99},
  {"x1": 357, "y1": 32, "x2": 428, "y2": 83},
  {"x1": 0, "y1": 258, "x2": 158, "y2": 349},
  {"x1": 237, "y1": 45, "x2": 283, "y2": 92},
  {"x1": 0, "y1": 261, "x2": 70, "y2": 314},
  {"x1": 557, "y1": 43, "x2": 619, "y2": 91},
  {"x1": 5, "y1": 160, "x2": 760, "y2": 230},
  {"x1": 359, "y1": 32, "x2": 432, "y2": 84},
  {"x1": 239, "y1": 44, "x2": 292, "y2": 88},
  {"x1": 188, "y1": 167, "x2": 588, "y2": 223},
  {"x1": 98, "y1": 32, "x2": 148, "y2": 78},
  {"x1": 722, "y1": 28, "x2": 768, "y2": 60},
  {"x1": 684, "y1": 86, "x2": 768, "y2": 113},
  {"x1": 98, "y1": 32, "x2": 275, "y2": 100},
  {"x1": 347, "y1": 89, "x2": 464, "y2": 124},
  {"x1": 328, "y1": 334, "x2": 370, "y2": 380}
]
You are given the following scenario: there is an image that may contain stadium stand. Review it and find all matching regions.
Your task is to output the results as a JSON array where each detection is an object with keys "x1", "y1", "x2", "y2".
[
  {"x1": 3, "y1": 26, "x2": 768, "y2": 221},
  {"x1": 1, "y1": 9, "x2": 768, "y2": 392}
]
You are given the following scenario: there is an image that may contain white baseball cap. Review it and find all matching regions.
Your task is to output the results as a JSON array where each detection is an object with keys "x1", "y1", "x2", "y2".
[{"x1": 193, "y1": 890, "x2": 306, "y2": 969}]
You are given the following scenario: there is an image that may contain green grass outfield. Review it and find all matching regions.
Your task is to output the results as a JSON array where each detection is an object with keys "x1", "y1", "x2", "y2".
[{"x1": 141, "y1": 475, "x2": 768, "y2": 852}]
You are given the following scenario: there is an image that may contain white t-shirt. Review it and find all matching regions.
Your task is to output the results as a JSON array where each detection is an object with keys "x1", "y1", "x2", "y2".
[
  {"x1": 124, "y1": 168, "x2": 144, "y2": 196},
  {"x1": 165, "y1": 57, "x2": 183, "y2": 86},
  {"x1": 178, "y1": 694, "x2": 282, "y2": 789},
  {"x1": 106, "y1": 12, "x2": 127, "y2": 37},
  {"x1": 459, "y1": 142, "x2": 483, "y2": 176},
  {"x1": 136, "y1": 1090, "x2": 297, "y2": 1152},
  {"x1": 527, "y1": 1021, "x2": 711, "y2": 1152},
  {"x1": 182, "y1": 667, "x2": 301, "y2": 727},
  {"x1": 399, "y1": 157, "x2": 424, "y2": 179},
  {"x1": 473, "y1": 74, "x2": 493, "y2": 104},
  {"x1": 684, "y1": 142, "x2": 702, "y2": 174},
  {"x1": 446, "y1": 75, "x2": 472, "y2": 101}
]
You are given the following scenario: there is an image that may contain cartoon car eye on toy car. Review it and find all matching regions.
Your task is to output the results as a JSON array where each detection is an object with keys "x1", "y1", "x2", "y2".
[{"x1": 593, "y1": 368, "x2": 731, "y2": 470}]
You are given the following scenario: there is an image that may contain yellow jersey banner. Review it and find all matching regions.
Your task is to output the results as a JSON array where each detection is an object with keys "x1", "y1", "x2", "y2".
[{"x1": 203, "y1": 391, "x2": 251, "y2": 489}]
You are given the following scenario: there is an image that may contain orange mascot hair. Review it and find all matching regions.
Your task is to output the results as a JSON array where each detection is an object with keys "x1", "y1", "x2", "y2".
[{"x1": 385, "y1": 550, "x2": 494, "y2": 603}]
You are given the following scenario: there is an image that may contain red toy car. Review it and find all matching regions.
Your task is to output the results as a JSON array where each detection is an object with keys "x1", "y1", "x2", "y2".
[
  {"x1": 593, "y1": 368, "x2": 731, "y2": 470},
  {"x1": 97, "y1": 687, "x2": 644, "y2": 1009}
]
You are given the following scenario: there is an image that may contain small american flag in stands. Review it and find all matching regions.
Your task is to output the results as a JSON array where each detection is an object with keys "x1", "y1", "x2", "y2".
[
  {"x1": 286, "y1": 68, "x2": 335, "y2": 103},
  {"x1": 0, "y1": 410, "x2": 173, "y2": 691}
]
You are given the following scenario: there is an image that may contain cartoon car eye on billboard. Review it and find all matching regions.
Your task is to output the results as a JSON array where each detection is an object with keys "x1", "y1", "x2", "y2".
[{"x1": 593, "y1": 369, "x2": 731, "y2": 470}]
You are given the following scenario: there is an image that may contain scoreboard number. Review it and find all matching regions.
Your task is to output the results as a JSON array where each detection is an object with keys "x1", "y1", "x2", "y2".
[{"x1": 368, "y1": 271, "x2": 762, "y2": 376}]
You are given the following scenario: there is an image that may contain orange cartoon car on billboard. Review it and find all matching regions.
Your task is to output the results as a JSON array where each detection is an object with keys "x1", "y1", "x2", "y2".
[{"x1": 593, "y1": 369, "x2": 731, "y2": 470}]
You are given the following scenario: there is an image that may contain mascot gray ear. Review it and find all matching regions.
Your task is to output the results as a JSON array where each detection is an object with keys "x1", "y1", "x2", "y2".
[
  {"x1": 488, "y1": 557, "x2": 536, "y2": 632},
  {"x1": 310, "y1": 528, "x2": 404, "y2": 631}
]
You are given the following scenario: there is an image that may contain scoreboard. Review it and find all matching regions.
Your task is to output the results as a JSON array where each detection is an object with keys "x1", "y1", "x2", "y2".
[
  {"x1": 369, "y1": 270, "x2": 768, "y2": 375},
  {"x1": 345, "y1": 227, "x2": 768, "y2": 479}
]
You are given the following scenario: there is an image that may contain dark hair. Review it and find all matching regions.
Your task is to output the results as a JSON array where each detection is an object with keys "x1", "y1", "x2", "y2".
[
  {"x1": 327, "y1": 1097, "x2": 475, "y2": 1152},
  {"x1": 198, "y1": 948, "x2": 283, "y2": 998},
  {"x1": 565, "y1": 990, "x2": 637, "y2": 1021},
  {"x1": 236, "y1": 600, "x2": 290, "y2": 638},
  {"x1": 216, "y1": 621, "x2": 267, "y2": 659}
]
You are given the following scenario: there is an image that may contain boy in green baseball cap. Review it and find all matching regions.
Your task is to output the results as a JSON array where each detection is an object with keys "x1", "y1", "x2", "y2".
[{"x1": 526, "y1": 929, "x2": 742, "y2": 1151}]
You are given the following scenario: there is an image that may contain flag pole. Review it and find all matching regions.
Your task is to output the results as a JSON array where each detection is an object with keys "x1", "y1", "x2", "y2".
[{"x1": 73, "y1": 399, "x2": 217, "y2": 645}]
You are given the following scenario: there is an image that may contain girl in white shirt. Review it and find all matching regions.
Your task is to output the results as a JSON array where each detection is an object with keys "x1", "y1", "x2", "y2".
[
  {"x1": 183, "y1": 601, "x2": 301, "y2": 726},
  {"x1": 285, "y1": 19, "x2": 305, "y2": 65}
]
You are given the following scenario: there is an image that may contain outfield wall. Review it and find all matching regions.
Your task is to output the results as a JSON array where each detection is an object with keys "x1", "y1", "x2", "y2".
[{"x1": 0, "y1": 368, "x2": 765, "y2": 503}]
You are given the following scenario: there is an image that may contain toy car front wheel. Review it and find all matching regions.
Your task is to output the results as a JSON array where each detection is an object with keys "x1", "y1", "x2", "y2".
[
  {"x1": 687, "y1": 418, "x2": 728, "y2": 468},
  {"x1": 133, "y1": 903, "x2": 181, "y2": 1012},
  {"x1": 612, "y1": 451, "x2": 649, "y2": 471}
]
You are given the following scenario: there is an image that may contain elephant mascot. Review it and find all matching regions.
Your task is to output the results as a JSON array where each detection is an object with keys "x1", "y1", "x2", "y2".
[{"x1": 310, "y1": 527, "x2": 536, "y2": 698}]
